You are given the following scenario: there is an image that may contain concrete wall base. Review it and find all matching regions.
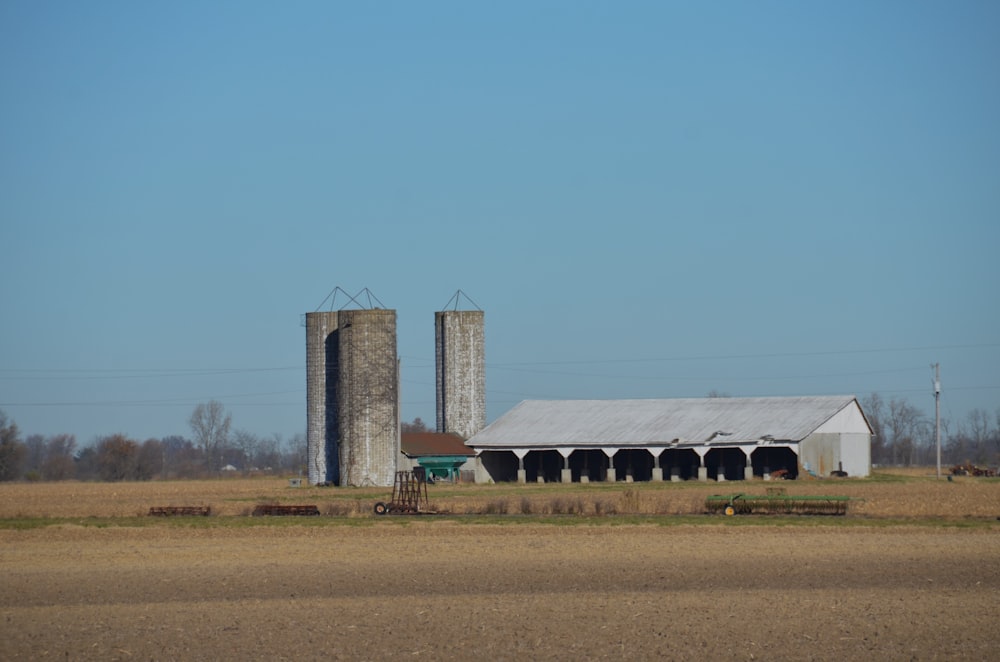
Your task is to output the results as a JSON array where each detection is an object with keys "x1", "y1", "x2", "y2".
[
  {"x1": 651, "y1": 468, "x2": 663, "y2": 482},
  {"x1": 698, "y1": 467, "x2": 709, "y2": 481},
  {"x1": 606, "y1": 468, "x2": 617, "y2": 482},
  {"x1": 580, "y1": 475, "x2": 589, "y2": 484},
  {"x1": 517, "y1": 469, "x2": 527, "y2": 484},
  {"x1": 561, "y1": 469, "x2": 572, "y2": 484}
]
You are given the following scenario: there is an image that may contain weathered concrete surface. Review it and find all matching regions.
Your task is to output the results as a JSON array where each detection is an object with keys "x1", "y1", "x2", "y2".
[{"x1": 435, "y1": 310, "x2": 486, "y2": 440}]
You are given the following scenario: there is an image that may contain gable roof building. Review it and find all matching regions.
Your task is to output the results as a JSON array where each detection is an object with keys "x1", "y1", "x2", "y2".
[
  {"x1": 466, "y1": 395, "x2": 871, "y2": 483},
  {"x1": 400, "y1": 431, "x2": 476, "y2": 482}
]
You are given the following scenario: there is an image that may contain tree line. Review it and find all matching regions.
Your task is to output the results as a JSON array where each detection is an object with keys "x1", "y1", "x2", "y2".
[
  {"x1": 860, "y1": 393, "x2": 998, "y2": 467},
  {"x1": 0, "y1": 401, "x2": 307, "y2": 482},
  {"x1": 2, "y1": 393, "x2": 998, "y2": 482}
]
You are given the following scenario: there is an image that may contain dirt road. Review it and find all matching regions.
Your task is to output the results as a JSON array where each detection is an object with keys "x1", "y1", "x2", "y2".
[{"x1": 2, "y1": 523, "x2": 998, "y2": 660}]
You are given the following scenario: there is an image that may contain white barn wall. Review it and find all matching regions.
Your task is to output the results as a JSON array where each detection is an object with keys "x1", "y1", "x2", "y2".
[
  {"x1": 839, "y1": 433, "x2": 871, "y2": 477},
  {"x1": 800, "y1": 432, "x2": 841, "y2": 477},
  {"x1": 799, "y1": 432, "x2": 871, "y2": 478},
  {"x1": 815, "y1": 402, "x2": 871, "y2": 435}
]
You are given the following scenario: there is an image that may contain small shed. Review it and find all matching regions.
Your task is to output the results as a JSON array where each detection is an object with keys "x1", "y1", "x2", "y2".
[{"x1": 400, "y1": 432, "x2": 476, "y2": 482}]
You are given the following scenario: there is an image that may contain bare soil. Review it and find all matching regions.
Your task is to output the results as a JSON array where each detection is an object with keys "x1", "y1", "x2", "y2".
[{"x1": 2, "y1": 523, "x2": 998, "y2": 660}]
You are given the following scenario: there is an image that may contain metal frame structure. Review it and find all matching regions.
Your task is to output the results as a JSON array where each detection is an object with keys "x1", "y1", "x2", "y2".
[{"x1": 374, "y1": 470, "x2": 430, "y2": 515}]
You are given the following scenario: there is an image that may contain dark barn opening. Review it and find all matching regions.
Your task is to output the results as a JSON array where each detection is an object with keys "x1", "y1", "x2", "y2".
[
  {"x1": 479, "y1": 450, "x2": 518, "y2": 482},
  {"x1": 661, "y1": 449, "x2": 699, "y2": 480},
  {"x1": 569, "y1": 449, "x2": 608, "y2": 482},
  {"x1": 525, "y1": 450, "x2": 564, "y2": 482},
  {"x1": 751, "y1": 447, "x2": 799, "y2": 479},
  {"x1": 613, "y1": 449, "x2": 654, "y2": 481}
]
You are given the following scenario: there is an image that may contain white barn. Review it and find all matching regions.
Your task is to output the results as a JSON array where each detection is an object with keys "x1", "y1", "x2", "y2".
[{"x1": 466, "y1": 395, "x2": 872, "y2": 483}]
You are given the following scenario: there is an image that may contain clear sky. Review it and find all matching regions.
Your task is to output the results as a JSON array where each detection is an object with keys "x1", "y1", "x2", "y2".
[{"x1": 2, "y1": 1, "x2": 998, "y2": 447}]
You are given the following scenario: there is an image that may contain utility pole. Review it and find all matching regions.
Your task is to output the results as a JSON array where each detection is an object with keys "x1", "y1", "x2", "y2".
[{"x1": 933, "y1": 363, "x2": 941, "y2": 479}]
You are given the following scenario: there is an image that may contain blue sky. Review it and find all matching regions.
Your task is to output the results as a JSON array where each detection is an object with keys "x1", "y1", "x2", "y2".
[{"x1": 2, "y1": 1, "x2": 998, "y2": 446}]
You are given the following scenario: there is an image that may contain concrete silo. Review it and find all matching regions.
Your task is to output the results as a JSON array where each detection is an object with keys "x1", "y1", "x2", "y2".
[
  {"x1": 305, "y1": 310, "x2": 340, "y2": 485},
  {"x1": 306, "y1": 295, "x2": 399, "y2": 486},
  {"x1": 435, "y1": 304, "x2": 486, "y2": 440}
]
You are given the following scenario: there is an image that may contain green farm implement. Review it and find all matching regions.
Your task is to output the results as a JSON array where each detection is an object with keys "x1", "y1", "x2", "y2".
[{"x1": 706, "y1": 488, "x2": 850, "y2": 516}]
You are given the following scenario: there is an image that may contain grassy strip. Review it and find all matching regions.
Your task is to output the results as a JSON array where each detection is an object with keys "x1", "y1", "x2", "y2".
[{"x1": 2, "y1": 513, "x2": 997, "y2": 531}]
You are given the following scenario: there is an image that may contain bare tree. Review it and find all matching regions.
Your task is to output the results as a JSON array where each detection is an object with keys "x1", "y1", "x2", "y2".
[
  {"x1": 284, "y1": 432, "x2": 307, "y2": 475},
  {"x1": 189, "y1": 401, "x2": 232, "y2": 472},
  {"x1": 160, "y1": 436, "x2": 202, "y2": 479},
  {"x1": 256, "y1": 433, "x2": 282, "y2": 472},
  {"x1": 994, "y1": 407, "x2": 1000, "y2": 464},
  {"x1": 41, "y1": 434, "x2": 77, "y2": 481},
  {"x1": 74, "y1": 446, "x2": 99, "y2": 481},
  {"x1": 23, "y1": 434, "x2": 46, "y2": 479},
  {"x1": 401, "y1": 417, "x2": 430, "y2": 434},
  {"x1": 861, "y1": 393, "x2": 887, "y2": 465},
  {"x1": 966, "y1": 409, "x2": 991, "y2": 463},
  {"x1": 231, "y1": 429, "x2": 259, "y2": 472},
  {"x1": 135, "y1": 439, "x2": 163, "y2": 480},
  {"x1": 887, "y1": 398, "x2": 926, "y2": 466},
  {"x1": 0, "y1": 410, "x2": 25, "y2": 482},
  {"x1": 96, "y1": 434, "x2": 139, "y2": 481}
]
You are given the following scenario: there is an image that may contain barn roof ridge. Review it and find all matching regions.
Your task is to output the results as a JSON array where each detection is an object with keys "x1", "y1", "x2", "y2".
[{"x1": 467, "y1": 395, "x2": 863, "y2": 449}]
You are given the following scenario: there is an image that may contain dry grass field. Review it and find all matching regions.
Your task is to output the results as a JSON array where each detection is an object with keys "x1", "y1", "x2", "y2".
[
  {"x1": 0, "y1": 468, "x2": 997, "y2": 520},
  {"x1": 1, "y1": 471, "x2": 998, "y2": 660}
]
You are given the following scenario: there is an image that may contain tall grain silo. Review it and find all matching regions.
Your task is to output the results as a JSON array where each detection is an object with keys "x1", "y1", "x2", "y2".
[
  {"x1": 305, "y1": 310, "x2": 340, "y2": 485},
  {"x1": 306, "y1": 290, "x2": 399, "y2": 486},
  {"x1": 336, "y1": 308, "x2": 399, "y2": 487},
  {"x1": 435, "y1": 294, "x2": 486, "y2": 440}
]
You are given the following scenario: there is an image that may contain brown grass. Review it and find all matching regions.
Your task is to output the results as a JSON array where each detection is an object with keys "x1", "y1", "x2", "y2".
[{"x1": 0, "y1": 467, "x2": 997, "y2": 520}]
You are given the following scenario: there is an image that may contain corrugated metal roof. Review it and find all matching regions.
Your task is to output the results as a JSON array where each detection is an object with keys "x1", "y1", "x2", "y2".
[
  {"x1": 466, "y1": 396, "x2": 862, "y2": 449},
  {"x1": 402, "y1": 432, "x2": 475, "y2": 457}
]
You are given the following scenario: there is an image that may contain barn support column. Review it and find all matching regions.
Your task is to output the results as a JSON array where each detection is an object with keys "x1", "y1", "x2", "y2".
[
  {"x1": 602, "y1": 448, "x2": 619, "y2": 482},
  {"x1": 694, "y1": 447, "x2": 709, "y2": 482},
  {"x1": 650, "y1": 448, "x2": 665, "y2": 482},
  {"x1": 514, "y1": 449, "x2": 528, "y2": 484},
  {"x1": 558, "y1": 449, "x2": 573, "y2": 484},
  {"x1": 742, "y1": 447, "x2": 754, "y2": 480}
]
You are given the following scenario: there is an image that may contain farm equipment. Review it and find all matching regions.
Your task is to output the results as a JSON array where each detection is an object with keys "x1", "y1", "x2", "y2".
[
  {"x1": 706, "y1": 488, "x2": 850, "y2": 516},
  {"x1": 950, "y1": 463, "x2": 997, "y2": 477},
  {"x1": 251, "y1": 504, "x2": 321, "y2": 516},
  {"x1": 373, "y1": 469, "x2": 430, "y2": 515},
  {"x1": 149, "y1": 506, "x2": 211, "y2": 517}
]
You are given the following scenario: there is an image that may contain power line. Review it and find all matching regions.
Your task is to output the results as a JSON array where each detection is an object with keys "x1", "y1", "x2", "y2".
[
  {"x1": 0, "y1": 366, "x2": 301, "y2": 380},
  {"x1": 483, "y1": 365, "x2": 929, "y2": 381},
  {"x1": 4, "y1": 341, "x2": 994, "y2": 378},
  {"x1": 0, "y1": 389, "x2": 305, "y2": 408},
  {"x1": 486, "y1": 342, "x2": 1000, "y2": 366}
]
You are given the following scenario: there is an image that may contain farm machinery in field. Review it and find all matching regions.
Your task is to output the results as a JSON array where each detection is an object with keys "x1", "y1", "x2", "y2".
[
  {"x1": 706, "y1": 487, "x2": 851, "y2": 516},
  {"x1": 373, "y1": 469, "x2": 432, "y2": 515},
  {"x1": 950, "y1": 463, "x2": 997, "y2": 477}
]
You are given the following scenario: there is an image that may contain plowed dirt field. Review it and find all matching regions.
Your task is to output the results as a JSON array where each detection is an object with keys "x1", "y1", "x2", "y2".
[{"x1": 2, "y1": 524, "x2": 998, "y2": 660}]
